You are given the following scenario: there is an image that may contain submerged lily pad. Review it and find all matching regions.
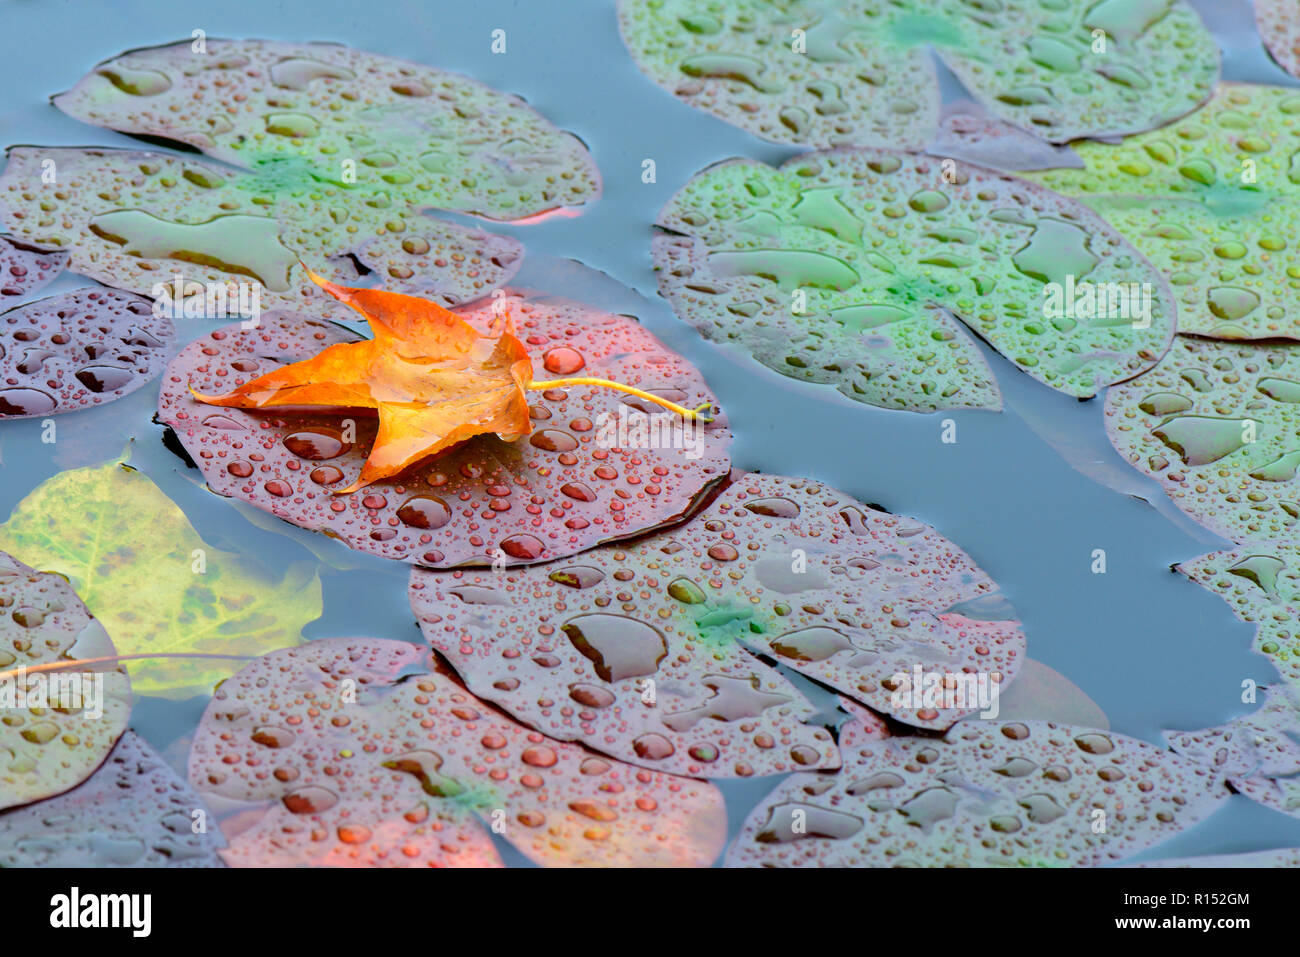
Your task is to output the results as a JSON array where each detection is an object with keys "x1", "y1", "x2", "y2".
[
  {"x1": 1105, "y1": 336, "x2": 1300, "y2": 543},
  {"x1": 1178, "y1": 544, "x2": 1300, "y2": 695},
  {"x1": 727, "y1": 715, "x2": 1227, "y2": 867},
  {"x1": 0, "y1": 288, "x2": 174, "y2": 419},
  {"x1": 0, "y1": 235, "x2": 66, "y2": 298},
  {"x1": 0, "y1": 551, "x2": 131, "y2": 811},
  {"x1": 53, "y1": 38, "x2": 601, "y2": 222},
  {"x1": 1165, "y1": 688, "x2": 1300, "y2": 819},
  {"x1": 619, "y1": 0, "x2": 1216, "y2": 149},
  {"x1": 655, "y1": 149, "x2": 1173, "y2": 411},
  {"x1": 158, "y1": 295, "x2": 731, "y2": 567},
  {"x1": 188, "y1": 638, "x2": 726, "y2": 867},
  {"x1": 1030, "y1": 84, "x2": 1300, "y2": 340},
  {"x1": 0, "y1": 731, "x2": 223, "y2": 866},
  {"x1": 0, "y1": 146, "x2": 520, "y2": 316},
  {"x1": 0, "y1": 455, "x2": 321, "y2": 697},
  {"x1": 410, "y1": 471, "x2": 1023, "y2": 778},
  {"x1": 1256, "y1": 0, "x2": 1300, "y2": 80}
]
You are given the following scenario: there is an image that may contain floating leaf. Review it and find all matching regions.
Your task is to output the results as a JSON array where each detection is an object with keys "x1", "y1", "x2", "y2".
[
  {"x1": 0, "y1": 551, "x2": 131, "y2": 811},
  {"x1": 0, "y1": 731, "x2": 223, "y2": 866},
  {"x1": 410, "y1": 471, "x2": 1022, "y2": 778},
  {"x1": 1029, "y1": 84, "x2": 1300, "y2": 340},
  {"x1": 54, "y1": 38, "x2": 601, "y2": 222},
  {"x1": 1165, "y1": 688, "x2": 1300, "y2": 819},
  {"x1": 160, "y1": 294, "x2": 730, "y2": 567},
  {"x1": 1256, "y1": 0, "x2": 1300, "y2": 80},
  {"x1": 0, "y1": 288, "x2": 174, "y2": 419},
  {"x1": 1179, "y1": 542, "x2": 1300, "y2": 694},
  {"x1": 188, "y1": 638, "x2": 727, "y2": 867},
  {"x1": 1106, "y1": 336, "x2": 1300, "y2": 543},
  {"x1": 995, "y1": 658, "x2": 1108, "y2": 728},
  {"x1": 727, "y1": 715, "x2": 1227, "y2": 867},
  {"x1": 927, "y1": 104, "x2": 1084, "y2": 172},
  {"x1": 619, "y1": 0, "x2": 1216, "y2": 149},
  {"x1": 0, "y1": 146, "x2": 521, "y2": 315},
  {"x1": 0, "y1": 455, "x2": 321, "y2": 697},
  {"x1": 0, "y1": 235, "x2": 66, "y2": 298},
  {"x1": 654, "y1": 149, "x2": 1173, "y2": 411}
]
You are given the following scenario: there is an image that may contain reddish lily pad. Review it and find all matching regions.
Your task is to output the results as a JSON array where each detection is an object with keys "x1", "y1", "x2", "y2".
[
  {"x1": 655, "y1": 149, "x2": 1174, "y2": 412},
  {"x1": 0, "y1": 235, "x2": 66, "y2": 298},
  {"x1": 1256, "y1": 0, "x2": 1300, "y2": 80},
  {"x1": 410, "y1": 472, "x2": 1023, "y2": 778},
  {"x1": 0, "y1": 288, "x2": 174, "y2": 419},
  {"x1": 727, "y1": 715, "x2": 1227, "y2": 867},
  {"x1": 187, "y1": 638, "x2": 726, "y2": 868},
  {"x1": 0, "y1": 550, "x2": 131, "y2": 812},
  {"x1": 1105, "y1": 336, "x2": 1300, "y2": 544},
  {"x1": 53, "y1": 38, "x2": 601, "y2": 222},
  {"x1": 158, "y1": 294, "x2": 731, "y2": 567},
  {"x1": 0, "y1": 146, "x2": 521, "y2": 318},
  {"x1": 1165, "y1": 688, "x2": 1300, "y2": 819},
  {"x1": 0, "y1": 731, "x2": 223, "y2": 866}
]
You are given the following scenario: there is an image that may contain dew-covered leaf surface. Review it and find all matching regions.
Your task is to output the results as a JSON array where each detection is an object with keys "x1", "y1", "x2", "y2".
[
  {"x1": 53, "y1": 38, "x2": 601, "y2": 222},
  {"x1": 1106, "y1": 336, "x2": 1300, "y2": 544},
  {"x1": 1029, "y1": 84, "x2": 1300, "y2": 341},
  {"x1": 159, "y1": 295, "x2": 731, "y2": 567},
  {"x1": 0, "y1": 288, "x2": 174, "y2": 419},
  {"x1": 1165, "y1": 688, "x2": 1300, "y2": 819},
  {"x1": 619, "y1": 0, "x2": 1217, "y2": 149},
  {"x1": 188, "y1": 638, "x2": 727, "y2": 867},
  {"x1": 410, "y1": 471, "x2": 1023, "y2": 778},
  {"x1": 727, "y1": 715, "x2": 1227, "y2": 867},
  {"x1": 0, "y1": 146, "x2": 521, "y2": 316},
  {"x1": 0, "y1": 731, "x2": 223, "y2": 866},
  {"x1": 0, "y1": 550, "x2": 131, "y2": 811},
  {"x1": 0, "y1": 235, "x2": 67, "y2": 299},
  {"x1": 927, "y1": 103, "x2": 1084, "y2": 173},
  {"x1": 0, "y1": 456, "x2": 321, "y2": 697},
  {"x1": 1256, "y1": 0, "x2": 1300, "y2": 80},
  {"x1": 654, "y1": 149, "x2": 1174, "y2": 410}
]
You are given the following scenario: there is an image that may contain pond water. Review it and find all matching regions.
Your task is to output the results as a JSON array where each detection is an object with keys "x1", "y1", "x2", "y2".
[{"x1": 2, "y1": 0, "x2": 1298, "y2": 865}]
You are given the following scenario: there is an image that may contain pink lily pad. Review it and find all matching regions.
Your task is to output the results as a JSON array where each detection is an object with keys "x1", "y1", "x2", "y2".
[
  {"x1": 727, "y1": 715, "x2": 1228, "y2": 867},
  {"x1": 157, "y1": 293, "x2": 731, "y2": 567},
  {"x1": 0, "y1": 287, "x2": 174, "y2": 419},
  {"x1": 0, "y1": 235, "x2": 66, "y2": 299},
  {"x1": 187, "y1": 638, "x2": 727, "y2": 868}
]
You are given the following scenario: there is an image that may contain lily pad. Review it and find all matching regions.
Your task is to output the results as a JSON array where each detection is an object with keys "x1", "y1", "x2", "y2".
[
  {"x1": 1029, "y1": 84, "x2": 1300, "y2": 340},
  {"x1": 0, "y1": 235, "x2": 66, "y2": 298},
  {"x1": 1256, "y1": 0, "x2": 1300, "y2": 80},
  {"x1": 727, "y1": 715, "x2": 1227, "y2": 867},
  {"x1": 1165, "y1": 688, "x2": 1300, "y2": 819},
  {"x1": 0, "y1": 550, "x2": 131, "y2": 811},
  {"x1": 1105, "y1": 336, "x2": 1300, "y2": 544},
  {"x1": 1178, "y1": 543, "x2": 1300, "y2": 695},
  {"x1": 0, "y1": 454, "x2": 322, "y2": 697},
  {"x1": 619, "y1": 0, "x2": 1217, "y2": 149},
  {"x1": 410, "y1": 471, "x2": 1023, "y2": 778},
  {"x1": 53, "y1": 38, "x2": 601, "y2": 222},
  {"x1": 0, "y1": 288, "x2": 174, "y2": 419},
  {"x1": 0, "y1": 731, "x2": 223, "y2": 866},
  {"x1": 158, "y1": 295, "x2": 731, "y2": 567},
  {"x1": 188, "y1": 638, "x2": 727, "y2": 867},
  {"x1": 0, "y1": 146, "x2": 521, "y2": 317},
  {"x1": 654, "y1": 149, "x2": 1174, "y2": 410}
]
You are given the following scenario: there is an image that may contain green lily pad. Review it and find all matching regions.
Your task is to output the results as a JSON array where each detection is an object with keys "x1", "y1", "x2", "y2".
[
  {"x1": 619, "y1": 0, "x2": 1217, "y2": 149},
  {"x1": 1256, "y1": 0, "x2": 1300, "y2": 80},
  {"x1": 1029, "y1": 84, "x2": 1300, "y2": 340},
  {"x1": 1105, "y1": 336, "x2": 1300, "y2": 543},
  {"x1": 52, "y1": 38, "x2": 600, "y2": 222},
  {"x1": 188, "y1": 638, "x2": 727, "y2": 867},
  {"x1": 0, "y1": 146, "x2": 520, "y2": 317},
  {"x1": 1178, "y1": 544, "x2": 1300, "y2": 696},
  {"x1": 0, "y1": 454, "x2": 322, "y2": 697},
  {"x1": 727, "y1": 715, "x2": 1227, "y2": 867},
  {"x1": 0, "y1": 551, "x2": 131, "y2": 811},
  {"x1": 655, "y1": 149, "x2": 1174, "y2": 411}
]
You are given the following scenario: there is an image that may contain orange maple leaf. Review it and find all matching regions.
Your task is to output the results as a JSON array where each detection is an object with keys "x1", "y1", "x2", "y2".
[{"x1": 192, "y1": 272, "x2": 713, "y2": 494}]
